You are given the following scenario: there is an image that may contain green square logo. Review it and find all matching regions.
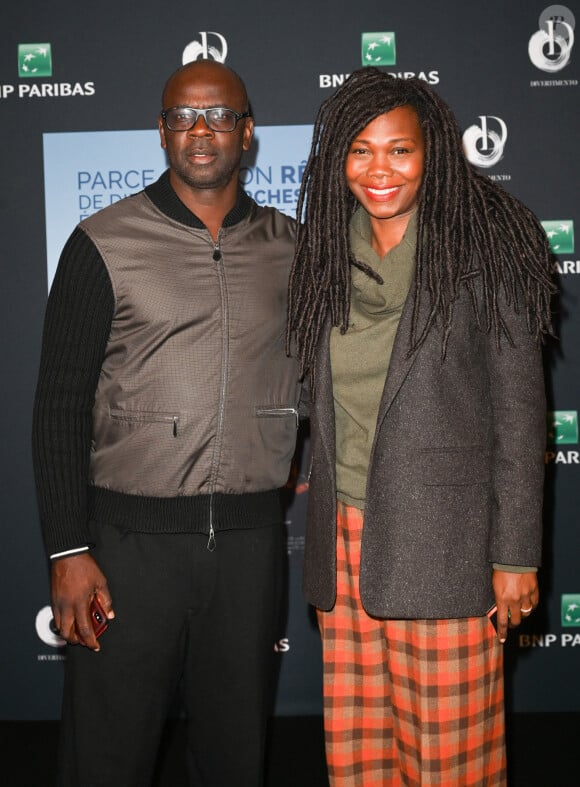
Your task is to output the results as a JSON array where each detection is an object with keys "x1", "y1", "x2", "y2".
[
  {"x1": 547, "y1": 411, "x2": 578, "y2": 444},
  {"x1": 361, "y1": 33, "x2": 396, "y2": 67},
  {"x1": 562, "y1": 595, "x2": 580, "y2": 627},
  {"x1": 18, "y1": 43, "x2": 52, "y2": 78},
  {"x1": 541, "y1": 220, "x2": 574, "y2": 254}
]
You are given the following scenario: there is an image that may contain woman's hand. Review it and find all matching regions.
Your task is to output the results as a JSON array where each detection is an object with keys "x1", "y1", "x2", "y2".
[{"x1": 492, "y1": 570, "x2": 538, "y2": 643}]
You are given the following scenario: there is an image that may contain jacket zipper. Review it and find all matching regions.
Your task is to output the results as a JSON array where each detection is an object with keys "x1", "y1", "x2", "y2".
[{"x1": 208, "y1": 229, "x2": 226, "y2": 551}]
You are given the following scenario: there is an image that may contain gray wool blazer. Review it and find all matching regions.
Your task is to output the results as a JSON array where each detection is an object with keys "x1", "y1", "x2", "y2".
[{"x1": 303, "y1": 277, "x2": 546, "y2": 619}]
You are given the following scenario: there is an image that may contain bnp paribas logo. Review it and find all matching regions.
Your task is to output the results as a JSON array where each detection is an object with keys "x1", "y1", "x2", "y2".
[
  {"x1": 541, "y1": 220, "x2": 574, "y2": 254},
  {"x1": 362, "y1": 33, "x2": 396, "y2": 66},
  {"x1": 561, "y1": 595, "x2": 580, "y2": 627},
  {"x1": 18, "y1": 43, "x2": 52, "y2": 78},
  {"x1": 547, "y1": 411, "x2": 578, "y2": 444}
]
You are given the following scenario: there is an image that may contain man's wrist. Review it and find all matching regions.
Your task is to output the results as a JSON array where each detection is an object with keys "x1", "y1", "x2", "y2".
[{"x1": 50, "y1": 545, "x2": 93, "y2": 561}]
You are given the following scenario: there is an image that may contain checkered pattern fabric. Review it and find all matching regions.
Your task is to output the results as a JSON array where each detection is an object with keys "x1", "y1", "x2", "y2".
[{"x1": 317, "y1": 501, "x2": 506, "y2": 786}]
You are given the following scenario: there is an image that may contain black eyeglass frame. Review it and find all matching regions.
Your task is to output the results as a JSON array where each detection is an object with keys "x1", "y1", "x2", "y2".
[{"x1": 160, "y1": 105, "x2": 251, "y2": 132}]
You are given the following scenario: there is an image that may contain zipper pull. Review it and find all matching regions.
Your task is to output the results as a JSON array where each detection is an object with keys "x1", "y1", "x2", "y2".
[
  {"x1": 207, "y1": 524, "x2": 216, "y2": 552},
  {"x1": 207, "y1": 497, "x2": 216, "y2": 552},
  {"x1": 213, "y1": 229, "x2": 222, "y2": 262},
  {"x1": 173, "y1": 417, "x2": 178, "y2": 437}
]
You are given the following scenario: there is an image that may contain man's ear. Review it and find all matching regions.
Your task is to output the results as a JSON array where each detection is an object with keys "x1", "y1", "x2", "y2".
[
  {"x1": 242, "y1": 117, "x2": 254, "y2": 152},
  {"x1": 158, "y1": 116, "x2": 167, "y2": 149}
]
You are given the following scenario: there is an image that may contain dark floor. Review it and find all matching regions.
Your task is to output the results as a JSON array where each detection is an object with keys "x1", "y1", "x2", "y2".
[{"x1": 1, "y1": 713, "x2": 578, "y2": 785}]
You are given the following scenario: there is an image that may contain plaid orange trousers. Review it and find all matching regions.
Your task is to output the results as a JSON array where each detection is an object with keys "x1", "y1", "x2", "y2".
[{"x1": 317, "y1": 501, "x2": 506, "y2": 786}]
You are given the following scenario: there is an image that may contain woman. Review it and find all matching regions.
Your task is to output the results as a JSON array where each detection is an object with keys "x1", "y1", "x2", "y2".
[{"x1": 287, "y1": 68, "x2": 554, "y2": 786}]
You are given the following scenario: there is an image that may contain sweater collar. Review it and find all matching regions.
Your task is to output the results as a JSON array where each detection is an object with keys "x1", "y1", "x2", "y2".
[
  {"x1": 145, "y1": 169, "x2": 253, "y2": 230},
  {"x1": 348, "y1": 206, "x2": 417, "y2": 314},
  {"x1": 350, "y1": 205, "x2": 418, "y2": 267}
]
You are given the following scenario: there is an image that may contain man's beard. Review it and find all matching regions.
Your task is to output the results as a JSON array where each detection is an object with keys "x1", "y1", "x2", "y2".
[{"x1": 169, "y1": 150, "x2": 241, "y2": 191}]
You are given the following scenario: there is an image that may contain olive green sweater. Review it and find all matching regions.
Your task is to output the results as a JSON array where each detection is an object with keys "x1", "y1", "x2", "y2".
[{"x1": 331, "y1": 207, "x2": 416, "y2": 509}]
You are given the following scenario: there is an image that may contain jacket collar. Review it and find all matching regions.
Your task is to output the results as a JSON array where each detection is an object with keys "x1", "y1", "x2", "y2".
[{"x1": 145, "y1": 169, "x2": 253, "y2": 230}]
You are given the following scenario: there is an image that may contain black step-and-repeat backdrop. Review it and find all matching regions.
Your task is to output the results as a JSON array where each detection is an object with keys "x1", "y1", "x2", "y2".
[{"x1": 1, "y1": 1, "x2": 579, "y2": 720}]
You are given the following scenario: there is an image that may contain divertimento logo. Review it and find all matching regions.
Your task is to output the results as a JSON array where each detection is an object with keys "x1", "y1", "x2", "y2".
[
  {"x1": 529, "y1": 5, "x2": 575, "y2": 72},
  {"x1": 35, "y1": 605, "x2": 65, "y2": 648},
  {"x1": 183, "y1": 32, "x2": 228, "y2": 64},
  {"x1": 462, "y1": 116, "x2": 508, "y2": 168}
]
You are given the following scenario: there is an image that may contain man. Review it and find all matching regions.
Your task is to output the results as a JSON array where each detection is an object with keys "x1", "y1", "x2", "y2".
[{"x1": 32, "y1": 60, "x2": 301, "y2": 787}]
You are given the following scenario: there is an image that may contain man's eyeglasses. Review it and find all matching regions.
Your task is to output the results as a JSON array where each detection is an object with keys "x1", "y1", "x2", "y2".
[{"x1": 160, "y1": 106, "x2": 251, "y2": 133}]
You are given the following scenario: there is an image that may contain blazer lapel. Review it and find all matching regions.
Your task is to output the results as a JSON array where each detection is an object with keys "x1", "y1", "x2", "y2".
[{"x1": 376, "y1": 284, "x2": 427, "y2": 427}]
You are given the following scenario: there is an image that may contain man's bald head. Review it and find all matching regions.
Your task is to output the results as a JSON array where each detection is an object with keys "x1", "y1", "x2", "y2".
[{"x1": 161, "y1": 60, "x2": 249, "y2": 113}]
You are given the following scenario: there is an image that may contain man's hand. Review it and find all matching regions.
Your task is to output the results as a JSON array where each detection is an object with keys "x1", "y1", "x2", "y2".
[
  {"x1": 51, "y1": 553, "x2": 114, "y2": 652},
  {"x1": 492, "y1": 570, "x2": 538, "y2": 644}
]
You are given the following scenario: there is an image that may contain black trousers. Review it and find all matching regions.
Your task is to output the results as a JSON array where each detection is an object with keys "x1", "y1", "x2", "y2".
[{"x1": 57, "y1": 519, "x2": 284, "y2": 787}]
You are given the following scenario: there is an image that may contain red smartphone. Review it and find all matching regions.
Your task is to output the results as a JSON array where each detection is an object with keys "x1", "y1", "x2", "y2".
[
  {"x1": 90, "y1": 597, "x2": 109, "y2": 638},
  {"x1": 487, "y1": 605, "x2": 498, "y2": 633}
]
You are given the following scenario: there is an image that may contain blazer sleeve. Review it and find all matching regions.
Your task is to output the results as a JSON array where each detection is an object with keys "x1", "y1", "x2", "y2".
[{"x1": 485, "y1": 289, "x2": 547, "y2": 567}]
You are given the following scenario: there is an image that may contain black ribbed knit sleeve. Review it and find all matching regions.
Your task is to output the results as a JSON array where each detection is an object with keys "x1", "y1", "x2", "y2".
[{"x1": 32, "y1": 227, "x2": 114, "y2": 557}]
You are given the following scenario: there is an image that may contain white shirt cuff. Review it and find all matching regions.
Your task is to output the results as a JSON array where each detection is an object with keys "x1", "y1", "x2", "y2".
[{"x1": 50, "y1": 545, "x2": 91, "y2": 560}]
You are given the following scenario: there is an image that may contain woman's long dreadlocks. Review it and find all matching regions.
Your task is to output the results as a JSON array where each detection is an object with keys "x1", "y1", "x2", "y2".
[{"x1": 286, "y1": 67, "x2": 555, "y2": 394}]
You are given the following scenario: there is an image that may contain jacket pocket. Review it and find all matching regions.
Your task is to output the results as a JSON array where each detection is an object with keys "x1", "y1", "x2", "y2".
[
  {"x1": 255, "y1": 406, "x2": 299, "y2": 428},
  {"x1": 419, "y1": 446, "x2": 491, "y2": 486},
  {"x1": 109, "y1": 407, "x2": 181, "y2": 437},
  {"x1": 252, "y1": 406, "x2": 299, "y2": 476}
]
